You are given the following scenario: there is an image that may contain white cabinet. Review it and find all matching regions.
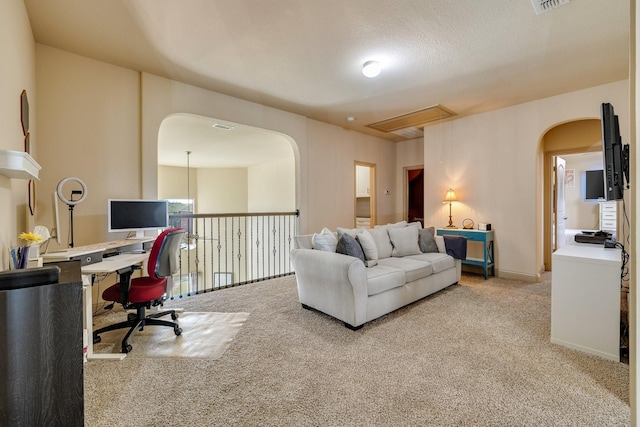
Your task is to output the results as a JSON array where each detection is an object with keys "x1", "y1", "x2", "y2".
[
  {"x1": 599, "y1": 201, "x2": 617, "y2": 232},
  {"x1": 551, "y1": 243, "x2": 621, "y2": 361},
  {"x1": 356, "y1": 165, "x2": 370, "y2": 197}
]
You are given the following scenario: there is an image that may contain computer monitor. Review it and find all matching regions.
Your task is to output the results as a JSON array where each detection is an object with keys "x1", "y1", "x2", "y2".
[{"x1": 108, "y1": 199, "x2": 169, "y2": 238}]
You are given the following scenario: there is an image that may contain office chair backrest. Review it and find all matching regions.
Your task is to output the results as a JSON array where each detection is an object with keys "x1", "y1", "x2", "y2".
[{"x1": 147, "y1": 228, "x2": 186, "y2": 280}]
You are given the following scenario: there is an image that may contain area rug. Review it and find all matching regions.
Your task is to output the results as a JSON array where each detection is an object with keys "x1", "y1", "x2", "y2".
[{"x1": 92, "y1": 311, "x2": 250, "y2": 359}]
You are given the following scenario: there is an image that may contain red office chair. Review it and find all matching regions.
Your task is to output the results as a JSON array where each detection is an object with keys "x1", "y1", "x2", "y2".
[{"x1": 93, "y1": 228, "x2": 187, "y2": 353}]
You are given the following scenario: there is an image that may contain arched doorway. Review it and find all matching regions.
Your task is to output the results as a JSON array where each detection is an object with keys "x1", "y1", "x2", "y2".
[
  {"x1": 156, "y1": 113, "x2": 296, "y2": 213},
  {"x1": 542, "y1": 119, "x2": 602, "y2": 270}
]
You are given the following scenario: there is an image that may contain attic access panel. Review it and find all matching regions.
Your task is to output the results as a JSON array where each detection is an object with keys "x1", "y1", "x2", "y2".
[{"x1": 367, "y1": 105, "x2": 456, "y2": 136}]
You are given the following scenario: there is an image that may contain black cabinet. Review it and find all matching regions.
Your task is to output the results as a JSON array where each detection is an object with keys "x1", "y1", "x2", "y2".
[{"x1": 0, "y1": 267, "x2": 83, "y2": 426}]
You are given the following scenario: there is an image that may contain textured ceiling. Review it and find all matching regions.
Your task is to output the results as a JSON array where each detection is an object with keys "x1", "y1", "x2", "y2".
[{"x1": 23, "y1": 0, "x2": 630, "y2": 165}]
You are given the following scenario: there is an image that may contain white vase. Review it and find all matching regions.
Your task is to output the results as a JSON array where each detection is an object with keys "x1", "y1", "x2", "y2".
[{"x1": 29, "y1": 244, "x2": 39, "y2": 259}]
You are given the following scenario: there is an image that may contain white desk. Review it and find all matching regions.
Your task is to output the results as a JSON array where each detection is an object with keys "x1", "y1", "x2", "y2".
[
  {"x1": 551, "y1": 243, "x2": 622, "y2": 361},
  {"x1": 82, "y1": 252, "x2": 150, "y2": 360}
]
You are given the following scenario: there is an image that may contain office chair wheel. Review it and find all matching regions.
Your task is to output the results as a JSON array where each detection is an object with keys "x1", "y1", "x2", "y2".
[
  {"x1": 171, "y1": 312, "x2": 179, "y2": 320},
  {"x1": 122, "y1": 344, "x2": 132, "y2": 354},
  {"x1": 174, "y1": 327, "x2": 182, "y2": 336}
]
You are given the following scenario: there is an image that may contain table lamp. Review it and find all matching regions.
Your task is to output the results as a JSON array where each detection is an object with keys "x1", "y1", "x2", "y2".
[{"x1": 443, "y1": 188, "x2": 458, "y2": 228}]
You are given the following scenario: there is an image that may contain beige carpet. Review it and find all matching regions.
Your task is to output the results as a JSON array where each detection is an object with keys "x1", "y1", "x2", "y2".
[
  {"x1": 92, "y1": 311, "x2": 250, "y2": 359},
  {"x1": 85, "y1": 274, "x2": 630, "y2": 426}
]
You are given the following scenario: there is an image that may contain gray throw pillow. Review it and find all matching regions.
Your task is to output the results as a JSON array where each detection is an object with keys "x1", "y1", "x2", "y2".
[
  {"x1": 419, "y1": 227, "x2": 439, "y2": 253},
  {"x1": 336, "y1": 234, "x2": 366, "y2": 263},
  {"x1": 388, "y1": 226, "x2": 421, "y2": 257}
]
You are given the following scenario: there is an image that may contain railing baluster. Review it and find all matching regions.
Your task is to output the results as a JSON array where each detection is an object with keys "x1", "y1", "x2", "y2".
[{"x1": 168, "y1": 210, "x2": 298, "y2": 298}]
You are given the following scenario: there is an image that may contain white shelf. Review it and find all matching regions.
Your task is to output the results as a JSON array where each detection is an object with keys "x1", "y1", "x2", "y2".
[{"x1": 0, "y1": 150, "x2": 41, "y2": 180}]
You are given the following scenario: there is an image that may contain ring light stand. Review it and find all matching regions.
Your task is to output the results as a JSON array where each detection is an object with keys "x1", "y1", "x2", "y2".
[{"x1": 56, "y1": 177, "x2": 87, "y2": 248}]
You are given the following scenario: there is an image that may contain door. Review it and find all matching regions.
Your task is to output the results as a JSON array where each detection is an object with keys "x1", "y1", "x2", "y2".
[
  {"x1": 406, "y1": 168, "x2": 424, "y2": 226},
  {"x1": 554, "y1": 156, "x2": 567, "y2": 250}
]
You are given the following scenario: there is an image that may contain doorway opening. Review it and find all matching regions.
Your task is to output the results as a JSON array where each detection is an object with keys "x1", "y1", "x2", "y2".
[
  {"x1": 355, "y1": 162, "x2": 376, "y2": 228},
  {"x1": 405, "y1": 167, "x2": 424, "y2": 226},
  {"x1": 542, "y1": 119, "x2": 602, "y2": 270}
]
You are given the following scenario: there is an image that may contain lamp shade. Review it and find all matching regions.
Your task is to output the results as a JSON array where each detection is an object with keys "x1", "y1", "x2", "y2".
[{"x1": 443, "y1": 188, "x2": 458, "y2": 203}]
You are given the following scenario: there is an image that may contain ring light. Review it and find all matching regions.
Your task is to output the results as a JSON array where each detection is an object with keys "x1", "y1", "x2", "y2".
[
  {"x1": 56, "y1": 176, "x2": 87, "y2": 248},
  {"x1": 56, "y1": 176, "x2": 87, "y2": 205}
]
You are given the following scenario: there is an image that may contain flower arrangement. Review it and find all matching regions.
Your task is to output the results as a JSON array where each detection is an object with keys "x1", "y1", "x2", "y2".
[
  {"x1": 18, "y1": 231, "x2": 43, "y2": 246},
  {"x1": 12, "y1": 231, "x2": 43, "y2": 269}
]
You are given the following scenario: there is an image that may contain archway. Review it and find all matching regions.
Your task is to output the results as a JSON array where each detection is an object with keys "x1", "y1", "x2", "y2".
[
  {"x1": 156, "y1": 113, "x2": 296, "y2": 214},
  {"x1": 541, "y1": 119, "x2": 602, "y2": 270}
]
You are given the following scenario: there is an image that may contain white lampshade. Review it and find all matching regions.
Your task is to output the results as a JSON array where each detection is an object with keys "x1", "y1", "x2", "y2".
[{"x1": 443, "y1": 188, "x2": 458, "y2": 203}]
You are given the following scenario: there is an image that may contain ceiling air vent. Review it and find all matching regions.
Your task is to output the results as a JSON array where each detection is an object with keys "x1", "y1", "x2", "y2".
[
  {"x1": 531, "y1": 0, "x2": 570, "y2": 15},
  {"x1": 212, "y1": 123, "x2": 234, "y2": 130},
  {"x1": 367, "y1": 105, "x2": 455, "y2": 139}
]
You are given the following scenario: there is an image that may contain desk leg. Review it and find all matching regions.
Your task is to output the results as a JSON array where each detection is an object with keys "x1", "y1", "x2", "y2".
[{"x1": 82, "y1": 274, "x2": 126, "y2": 361}]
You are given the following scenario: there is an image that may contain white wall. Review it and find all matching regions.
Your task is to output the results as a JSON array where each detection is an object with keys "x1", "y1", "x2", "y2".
[
  {"x1": 423, "y1": 80, "x2": 629, "y2": 281},
  {"x1": 158, "y1": 165, "x2": 198, "y2": 202},
  {"x1": 0, "y1": 0, "x2": 36, "y2": 269},
  {"x1": 28, "y1": 48, "x2": 398, "y2": 254},
  {"x1": 35, "y1": 45, "x2": 140, "y2": 247},
  {"x1": 140, "y1": 73, "x2": 397, "y2": 235},
  {"x1": 196, "y1": 168, "x2": 248, "y2": 213},
  {"x1": 248, "y1": 158, "x2": 295, "y2": 212}
]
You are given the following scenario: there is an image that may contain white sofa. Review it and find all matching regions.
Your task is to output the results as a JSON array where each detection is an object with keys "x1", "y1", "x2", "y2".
[{"x1": 290, "y1": 222, "x2": 461, "y2": 330}]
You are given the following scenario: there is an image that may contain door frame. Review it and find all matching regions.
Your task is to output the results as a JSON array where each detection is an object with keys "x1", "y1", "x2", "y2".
[
  {"x1": 543, "y1": 148, "x2": 600, "y2": 269},
  {"x1": 354, "y1": 161, "x2": 376, "y2": 228}
]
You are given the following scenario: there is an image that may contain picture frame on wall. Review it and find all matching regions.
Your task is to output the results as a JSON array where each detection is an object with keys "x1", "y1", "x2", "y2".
[
  {"x1": 20, "y1": 90, "x2": 29, "y2": 136},
  {"x1": 565, "y1": 169, "x2": 575, "y2": 188}
]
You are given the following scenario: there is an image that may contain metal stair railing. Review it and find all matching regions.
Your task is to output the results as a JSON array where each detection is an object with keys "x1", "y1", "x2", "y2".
[{"x1": 167, "y1": 210, "x2": 299, "y2": 298}]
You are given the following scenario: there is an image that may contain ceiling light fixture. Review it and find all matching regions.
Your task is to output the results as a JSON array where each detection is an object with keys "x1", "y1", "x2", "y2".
[{"x1": 362, "y1": 61, "x2": 381, "y2": 78}]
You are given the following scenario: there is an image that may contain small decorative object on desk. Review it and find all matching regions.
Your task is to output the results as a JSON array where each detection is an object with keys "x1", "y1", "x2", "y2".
[{"x1": 11, "y1": 231, "x2": 43, "y2": 269}]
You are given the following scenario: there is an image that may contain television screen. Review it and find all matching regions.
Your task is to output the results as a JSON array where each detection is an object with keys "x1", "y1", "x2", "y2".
[
  {"x1": 585, "y1": 169, "x2": 604, "y2": 200},
  {"x1": 108, "y1": 199, "x2": 169, "y2": 234},
  {"x1": 600, "y1": 103, "x2": 629, "y2": 200}
]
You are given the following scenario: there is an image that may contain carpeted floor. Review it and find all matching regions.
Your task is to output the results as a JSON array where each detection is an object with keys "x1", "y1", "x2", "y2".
[{"x1": 84, "y1": 273, "x2": 630, "y2": 426}]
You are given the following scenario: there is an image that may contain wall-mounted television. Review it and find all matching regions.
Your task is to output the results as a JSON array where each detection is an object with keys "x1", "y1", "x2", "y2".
[
  {"x1": 108, "y1": 199, "x2": 169, "y2": 238},
  {"x1": 600, "y1": 103, "x2": 630, "y2": 201},
  {"x1": 584, "y1": 169, "x2": 604, "y2": 200},
  {"x1": 585, "y1": 169, "x2": 605, "y2": 200}
]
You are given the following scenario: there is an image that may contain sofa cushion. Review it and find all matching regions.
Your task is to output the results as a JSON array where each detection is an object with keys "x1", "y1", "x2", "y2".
[
  {"x1": 356, "y1": 229, "x2": 379, "y2": 261},
  {"x1": 377, "y1": 257, "x2": 433, "y2": 282},
  {"x1": 388, "y1": 226, "x2": 421, "y2": 257},
  {"x1": 406, "y1": 252, "x2": 456, "y2": 274},
  {"x1": 366, "y1": 265, "x2": 406, "y2": 296},
  {"x1": 336, "y1": 234, "x2": 366, "y2": 263},
  {"x1": 312, "y1": 227, "x2": 338, "y2": 252},
  {"x1": 419, "y1": 227, "x2": 439, "y2": 253},
  {"x1": 368, "y1": 227, "x2": 393, "y2": 259},
  {"x1": 294, "y1": 234, "x2": 313, "y2": 249},
  {"x1": 337, "y1": 226, "x2": 361, "y2": 239}
]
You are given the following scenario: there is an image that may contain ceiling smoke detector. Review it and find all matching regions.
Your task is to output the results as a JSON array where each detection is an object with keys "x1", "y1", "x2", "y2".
[{"x1": 531, "y1": 0, "x2": 570, "y2": 15}]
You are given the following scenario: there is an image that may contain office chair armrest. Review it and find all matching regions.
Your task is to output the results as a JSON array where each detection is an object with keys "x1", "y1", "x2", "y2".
[{"x1": 116, "y1": 266, "x2": 135, "y2": 305}]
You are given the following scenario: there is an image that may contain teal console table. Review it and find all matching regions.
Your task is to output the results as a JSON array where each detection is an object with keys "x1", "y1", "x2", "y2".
[{"x1": 436, "y1": 228, "x2": 495, "y2": 279}]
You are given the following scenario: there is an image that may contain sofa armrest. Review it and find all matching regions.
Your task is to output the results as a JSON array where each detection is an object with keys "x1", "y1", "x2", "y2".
[{"x1": 290, "y1": 248, "x2": 368, "y2": 327}]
